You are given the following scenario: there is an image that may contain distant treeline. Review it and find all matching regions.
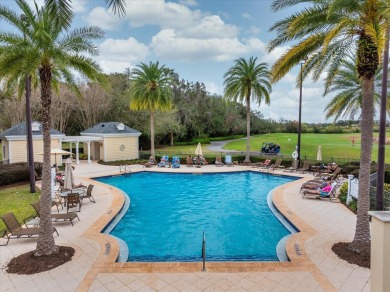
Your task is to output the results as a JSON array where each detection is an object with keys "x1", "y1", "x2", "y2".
[{"x1": 0, "y1": 73, "x2": 374, "y2": 150}]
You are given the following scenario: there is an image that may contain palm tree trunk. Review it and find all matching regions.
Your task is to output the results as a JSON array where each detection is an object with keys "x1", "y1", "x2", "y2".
[
  {"x1": 349, "y1": 76, "x2": 374, "y2": 253},
  {"x1": 245, "y1": 95, "x2": 251, "y2": 163},
  {"x1": 150, "y1": 111, "x2": 155, "y2": 159},
  {"x1": 35, "y1": 66, "x2": 57, "y2": 256}
]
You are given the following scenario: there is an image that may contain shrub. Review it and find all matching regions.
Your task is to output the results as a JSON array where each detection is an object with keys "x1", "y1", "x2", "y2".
[
  {"x1": 339, "y1": 182, "x2": 348, "y2": 196},
  {"x1": 0, "y1": 162, "x2": 43, "y2": 186},
  {"x1": 349, "y1": 199, "x2": 358, "y2": 212}
]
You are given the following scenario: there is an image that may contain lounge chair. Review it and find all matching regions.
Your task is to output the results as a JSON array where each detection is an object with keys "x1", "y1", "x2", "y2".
[
  {"x1": 302, "y1": 182, "x2": 338, "y2": 202},
  {"x1": 215, "y1": 156, "x2": 224, "y2": 167},
  {"x1": 144, "y1": 156, "x2": 155, "y2": 168},
  {"x1": 172, "y1": 156, "x2": 181, "y2": 168},
  {"x1": 225, "y1": 155, "x2": 234, "y2": 167},
  {"x1": 30, "y1": 201, "x2": 79, "y2": 226},
  {"x1": 315, "y1": 166, "x2": 342, "y2": 182},
  {"x1": 186, "y1": 156, "x2": 193, "y2": 167},
  {"x1": 157, "y1": 155, "x2": 170, "y2": 168},
  {"x1": 284, "y1": 160, "x2": 299, "y2": 172},
  {"x1": 252, "y1": 159, "x2": 271, "y2": 168},
  {"x1": 268, "y1": 159, "x2": 283, "y2": 172},
  {"x1": 195, "y1": 156, "x2": 202, "y2": 168},
  {"x1": 0, "y1": 212, "x2": 58, "y2": 245},
  {"x1": 82, "y1": 184, "x2": 96, "y2": 203},
  {"x1": 296, "y1": 161, "x2": 312, "y2": 173}
]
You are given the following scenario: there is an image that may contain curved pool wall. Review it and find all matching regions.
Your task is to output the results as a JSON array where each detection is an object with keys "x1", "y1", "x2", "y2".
[
  {"x1": 96, "y1": 171, "x2": 300, "y2": 263},
  {"x1": 101, "y1": 188, "x2": 130, "y2": 262},
  {"x1": 267, "y1": 190, "x2": 298, "y2": 262}
]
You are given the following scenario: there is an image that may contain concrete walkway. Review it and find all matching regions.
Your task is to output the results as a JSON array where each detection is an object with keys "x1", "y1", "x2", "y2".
[
  {"x1": 0, "y1": 162, "x2": 370, "y2": 291},
  {"x1": 206, "y1": 140, "x2": 237, "y2": 152}
]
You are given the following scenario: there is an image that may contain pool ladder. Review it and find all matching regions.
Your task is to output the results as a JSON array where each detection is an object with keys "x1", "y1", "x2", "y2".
[
  {"x1": 202, "y1": 232, "x2": 206, "y2": 272},
  {"x1": 119, "y1": 164, "x2": 131, "y2": 174}
]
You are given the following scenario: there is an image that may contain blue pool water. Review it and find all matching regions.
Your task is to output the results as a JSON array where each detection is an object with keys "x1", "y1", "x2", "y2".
[{"x1": 96, "y1": 171, "x2": 297, "y2": 262}]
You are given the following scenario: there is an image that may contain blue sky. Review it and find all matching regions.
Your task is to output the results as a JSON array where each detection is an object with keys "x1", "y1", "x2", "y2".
[{"x1": 1, "y1": 0, "x2": 334, "y2": 123}]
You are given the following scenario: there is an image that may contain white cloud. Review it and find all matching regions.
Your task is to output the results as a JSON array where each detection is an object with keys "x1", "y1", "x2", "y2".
[
  {"x1": 123, "y1": 0, "x2": 201, "y2": 28},
  {"x1": 260, "y1": 45, "x2": 290, "y2": 65},
  {"x1": 247, "y1": 25, "x2": 261, "y2": 36},
  {"x1": 96, "y1": 37, "x2": 149, "y2": 73},
  {"x1": 255, "y1": 76, "x2": 332, "y2": 123},
  {"x1": 72, "y1": 0, "x2": 89, "y2": 13},
  {"x1": 177, "y1": 15, "x2": 239, "y2": 39},
  {"x1": 179, "y1": 0, "x2": 199, "y2": 6},
  {"x1": 84, "y1": 7, "x2": 122, "y2": 30},
  {"x1": 151, "y1": 30, "x2": 266, "y2": 62},
  {"x1": 203, "y1": 81, "x2": 220, "y2": 95},
  {"x1": 242, "y1": 13, "x2": 253, "y2": 20}
]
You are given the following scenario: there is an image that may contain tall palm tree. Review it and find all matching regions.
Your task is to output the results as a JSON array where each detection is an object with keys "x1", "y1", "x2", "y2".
[
  {"x1": 0, "y1": 0, "x2": 106, "y2": 256},
  {"x1": 268, "y1": 0, "x2": 390, "y2": 253},
  {"x1": 324, "y1": 57, "x2": 390, "y2": 121},
  {"x1": 129, "y1": 61, "x2": 174, "y2": 159},
  {"x1": 223, "y1": 57, "x2": 272, "y2": 163}
]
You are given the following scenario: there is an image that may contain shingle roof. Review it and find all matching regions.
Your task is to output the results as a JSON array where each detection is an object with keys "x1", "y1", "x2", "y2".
[
  {"x1": 80, "y1": 122, "x2": 141, "y2": 135},
  {"x1": 0, "y1": 121, "x2": 64, "y2": 137}
]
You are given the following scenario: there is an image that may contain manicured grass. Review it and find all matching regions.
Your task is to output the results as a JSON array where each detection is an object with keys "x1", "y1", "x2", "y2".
[
  {"x1": 0, "y1": 184, "x2": 40, "y2": 232},
  {"x1": 155, "y1": 144, "x2": 216, "y2": 155},
  {"x1": 223, "y1": 133, "x2": 390, "y2": 163}
]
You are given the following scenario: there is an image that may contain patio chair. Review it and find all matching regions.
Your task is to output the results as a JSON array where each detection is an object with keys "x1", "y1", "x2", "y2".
[
  {"x1": 67, "y1": 194, "x2": 82, "y2": 212},
  {"x1": 30, "y1": 201, "x2": 79, "y2": 226},
  {"x1": 252, "y1": 159, "x2": 271, "y2": 168},
  {"x1": 82, "y1": 184, "x2": 96, "y2": 203},
  {"x1": 0, "y1": 212, "x2": 58, "y2": 246},
  {"x1": 52, "y1": 193, "x2": 63, "y2": 212},
  {"x1": 268, "y1": 159, "x2": 283, "y2": 172},
  {"x1": 225, "y1": 155, "x2": 234, "y2": 167},
  {"x1": 284, "y1": 160, "x2": 299, "y2": 173},
  {"x1": 296, "y1": 161, "x2": 312, "y2": 173},
  {"x1": 302, "y1": 182, "x2": 338, "y2": 202},
  {"x1": 215, "y1": 156, "x2": 224, "y2": 167}
]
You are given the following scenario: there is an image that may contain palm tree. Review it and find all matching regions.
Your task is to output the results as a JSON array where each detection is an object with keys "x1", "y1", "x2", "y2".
[
  {"x1": 45, "y1": 0, "x2": 126, "y2": 28},
  {"x1": 223, "y1": 57, "x2": 272, "y2": 163},
  {"x1": 0, "y1": 0, "x2": 106, "y2": 256},
  {"x1": 324, "y1": 57, "x2": 390, "y2": 121},
  {"x1": 129, "y1": 61, "x2": 174, "y2": 159},
  {"x1": 268, "y1": 0, "x2": 390, "y2": 253}
]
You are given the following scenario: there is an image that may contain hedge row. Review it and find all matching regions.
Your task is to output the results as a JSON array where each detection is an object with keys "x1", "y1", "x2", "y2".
[{"x1": 0, "y1": 162, "x2": 43, "y2": 187}]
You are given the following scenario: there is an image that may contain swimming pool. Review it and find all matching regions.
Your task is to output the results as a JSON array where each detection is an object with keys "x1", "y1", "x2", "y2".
[{"x1": 96, "y1": 171, "x2": 298, "y2": 262}]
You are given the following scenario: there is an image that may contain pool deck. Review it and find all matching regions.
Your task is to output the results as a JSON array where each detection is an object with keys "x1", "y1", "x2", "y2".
[{"x1": 0, "y1": 162, "x2": 370, "y2": 292}]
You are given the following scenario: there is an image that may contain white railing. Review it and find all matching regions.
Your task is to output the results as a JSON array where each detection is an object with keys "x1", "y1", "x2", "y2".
[
  {"x1": 347, "y1": 175, "x2": 359, "y2": 204},
  {"x1": 119, "y1": 164, "x2": 131, "y2": 174},
  {"x1": 347, "y1": 173, "x2": 378, "y2": 205}
]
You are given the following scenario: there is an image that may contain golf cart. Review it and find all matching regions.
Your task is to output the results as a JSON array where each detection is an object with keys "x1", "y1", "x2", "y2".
[{"x1": 260, "y1": 142, "x2": 281, "y2": 155}]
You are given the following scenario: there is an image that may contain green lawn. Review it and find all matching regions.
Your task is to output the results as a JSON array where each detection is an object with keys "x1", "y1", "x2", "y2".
[
  {"x1": 155, "y1": 144, "x2": 217, "y2": 155},
  {"x1": 0, "y1": 184, "x2": 40, "y2": 232},
  {"x1": 223, "y1": 133, "x2": 389, "y2": 163}
]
